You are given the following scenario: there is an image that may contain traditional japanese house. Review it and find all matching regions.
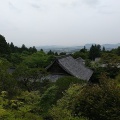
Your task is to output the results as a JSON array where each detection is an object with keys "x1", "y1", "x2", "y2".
[{"x1": 46, "y1": 55, "x2": 93, "y2": 81}]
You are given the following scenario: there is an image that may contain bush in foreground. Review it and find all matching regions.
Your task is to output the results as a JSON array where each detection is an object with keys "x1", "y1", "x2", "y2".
[{"x1": 50, "y1": 77, "x2": 120, "y2": 120}]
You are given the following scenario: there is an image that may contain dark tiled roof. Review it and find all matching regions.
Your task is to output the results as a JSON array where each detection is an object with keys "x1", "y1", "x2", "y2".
[{"x1": 47, "y1": 55, "x2": 93, "y2": 81}]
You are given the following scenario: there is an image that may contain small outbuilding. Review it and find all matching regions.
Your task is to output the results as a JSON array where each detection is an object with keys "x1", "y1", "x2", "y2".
[{"x1": 76, "y1": 57, "x2": 85, "y2": 65}]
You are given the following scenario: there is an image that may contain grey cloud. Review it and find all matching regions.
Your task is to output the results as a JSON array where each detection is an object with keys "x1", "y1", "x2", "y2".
[
  {"x1": 70, "y1": 1, "x2": 81, "y2": 7},
  {"x1": 97, "y1": 4, "x2": 120, "y2": 15},
  {"x1": 60, "y1": 3, "x2": 68, "y2": 8},
  {"x1": 98, "y1": 9, "x2": 120, "y2": 15},
  {"x1": 30, "y1": 4, "x2": 40, "y2": 9},
  {"x1": 1, "y1": 0, "x2": 120, "y2": 46},
  {"x1": 8, "y1": 1, "x2": 20, "y2": 12},
  {"x1": 83, "y1": 0, "x2": 99, "y2": 6},
  {"x1": 60, "y1": 1, "x2": 81, "y2": 8},
  {"x1": 9, "y1": 2, "x2": 17, "y2": 10}
]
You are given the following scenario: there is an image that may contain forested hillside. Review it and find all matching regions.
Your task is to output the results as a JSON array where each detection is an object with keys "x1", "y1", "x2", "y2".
[{"x1": 0, "y1": 34, "x2": 120, "y2": 120}]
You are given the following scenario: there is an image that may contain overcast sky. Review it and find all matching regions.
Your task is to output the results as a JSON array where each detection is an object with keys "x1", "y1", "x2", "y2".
[{"x1": 0, "y1": 0, "x2": 120, "y2": 47}]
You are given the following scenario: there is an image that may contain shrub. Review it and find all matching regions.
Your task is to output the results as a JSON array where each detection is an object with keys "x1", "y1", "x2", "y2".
[
  {"x1": 38, "y1": 85, "x2": 58, "y2": 117},
  {"x1": 73, "y1": 79, "x2": 120, "y2": 120},
  {"x1": 50, "y1": 84, "x2": 87, "y2": 120},
  {"x1": 56, "y1": 76, "x2": 86, "y2": 99},
  {"x1": 51, "y1": 77, "x2": 120, "y2": 120}
]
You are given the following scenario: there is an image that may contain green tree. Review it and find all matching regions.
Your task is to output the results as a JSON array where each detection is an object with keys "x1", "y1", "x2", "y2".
[
  {"x1": 101, "y1": 53, "x2": 120, "y2": 78},
  {"x1": 89, "y1": 44, "x2": 101, "y2": 60},
  {"x1": 38, "y1": 85, "x2": 58, "y2": 118},
  {"x1": 116, "y1": 46, "x2": 120, "y2": 56},
  {"x1": 0, "y1": 58, "x2": 18, "y2": 97},
  {"x1": 59, "y1": 52, "x2": 66, "y2": 55},
  {"x1": 9, "y1": 53, "x2": 23, "y2": 66},
  {"x1": 102, "y1": 46, "x2": 106, "y2": 52},
  {"x1": 28, "y1": 46, "x2": 37, "y2": 54},
  {"x1": 47, "y1": 50, "x2": 54, "y2": 55},
  {"x1": 13, "y1": 64, "x2": 47, "y2": 92},
  {"x1": 73, "y1": 47, "x2": 88, "y2": 59},
  {"x1": 54, "y1": 52, "x2": 58, "y2": 56},
  {"x1": 51, "y1": 77, "x2": 120, "y2": 120},
  {"x1": 80, "y1": 46, "x2": 87, "y2": 53},
  {"x1": 22, "y1": 51, "x2": 51, "y2": 68},
  {"x1": 50, "y1": 84, "x2": 87, "y2": 120},
  {"x1": 73, "y1": 78, "x2": 120, "y2": 120},
  {"x1": 9, "y1": 42, "x2": 15, "y2": 53},
  {"x1": 0, "y1": 34, "x2": 10, "y2": 55},
  {"x1": 56, "y1": 76, "x2": 86, "y2": 99}
]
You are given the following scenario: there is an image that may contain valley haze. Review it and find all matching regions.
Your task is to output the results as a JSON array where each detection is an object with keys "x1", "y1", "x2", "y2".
[{"x1": 36, "y1": 43, "x2": 120, "y2": 53}]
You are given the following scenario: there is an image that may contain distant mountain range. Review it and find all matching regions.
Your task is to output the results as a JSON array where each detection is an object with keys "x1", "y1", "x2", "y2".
[
  {"x1": 101, "y1": 43, "x2": 120, "y2": 50},
  {"x1": 85, "y1": 43, "x2": 120, "y2": 50},
  {"x1": 36, "y1": 43, "x2": 120, "y2": 54}
]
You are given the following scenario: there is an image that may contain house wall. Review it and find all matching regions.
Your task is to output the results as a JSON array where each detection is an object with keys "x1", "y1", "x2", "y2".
[{"x1": 47, "y1": 61, "x2": 71, "y2": 75}]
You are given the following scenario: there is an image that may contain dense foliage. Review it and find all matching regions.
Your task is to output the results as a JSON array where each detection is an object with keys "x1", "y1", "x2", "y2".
[
  {"x1": 50, "y1": 77, "x2": 120, "y2": 120},
  {"x1": 0, "y1": 34, "x2": 120, "y2": 119}
]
